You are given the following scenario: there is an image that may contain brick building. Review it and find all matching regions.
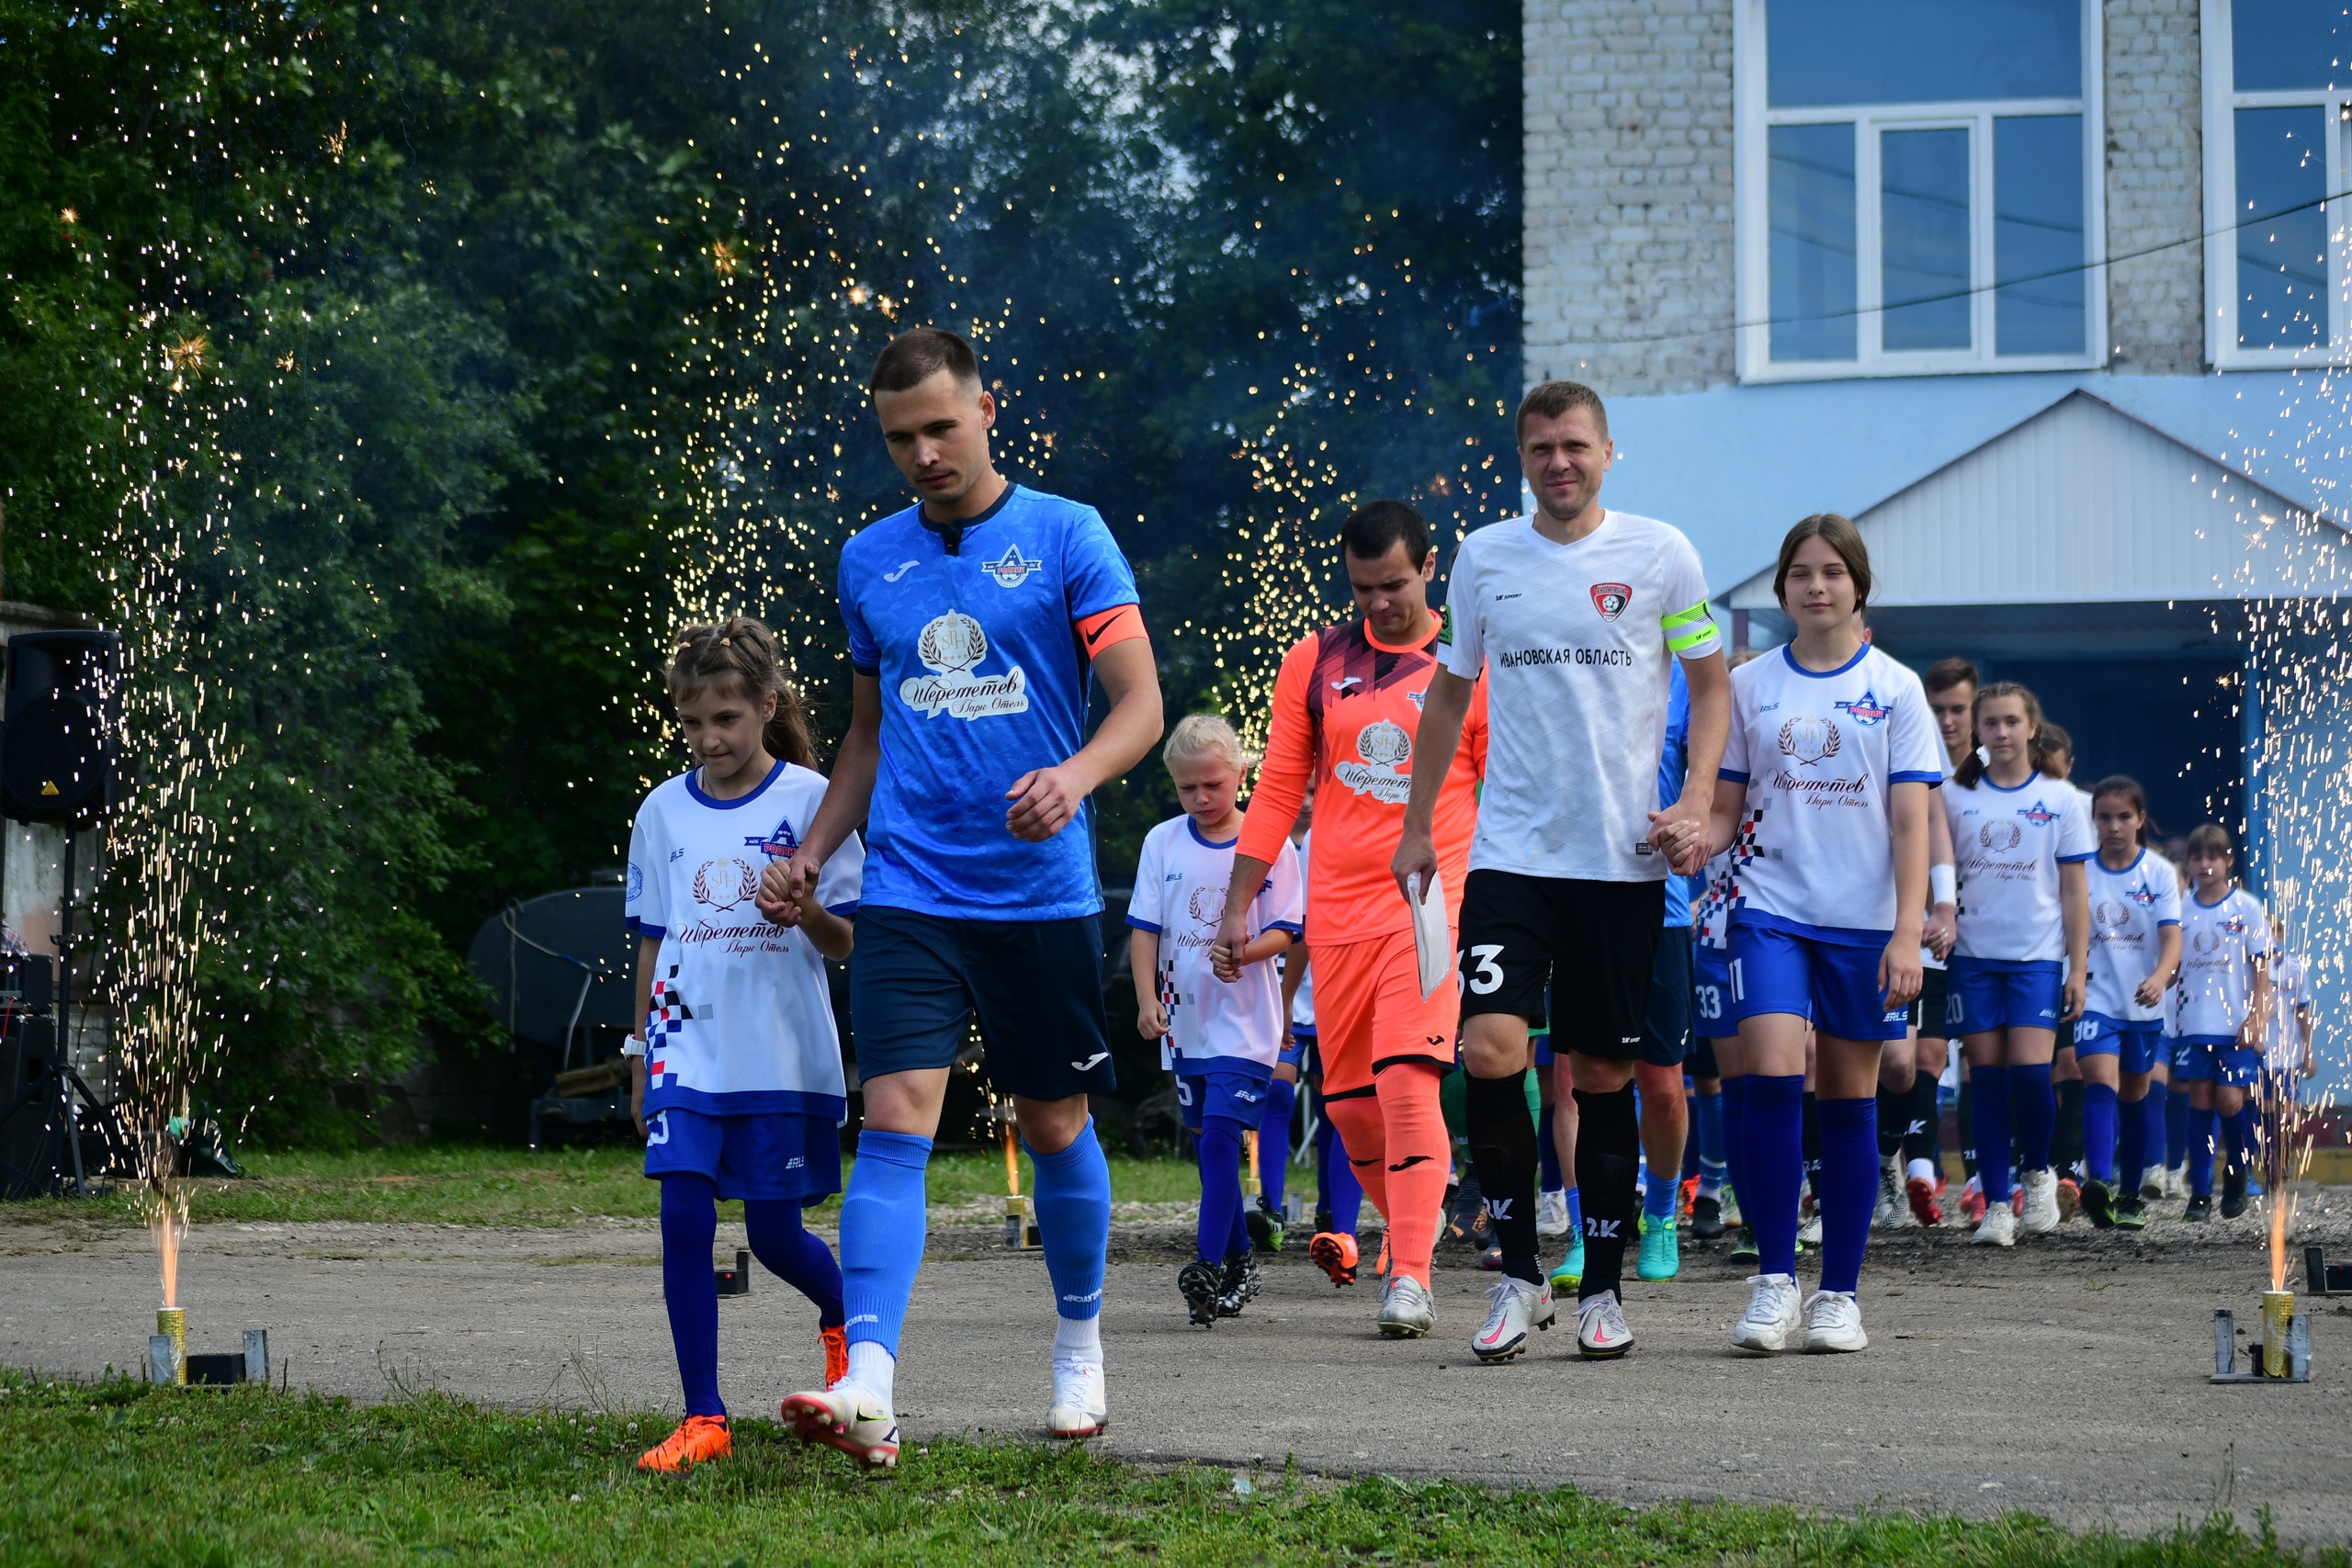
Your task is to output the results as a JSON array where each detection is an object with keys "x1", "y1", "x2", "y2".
[{"x1": 1521, "y1": 2, "x2": 2352, "y2": 1034}]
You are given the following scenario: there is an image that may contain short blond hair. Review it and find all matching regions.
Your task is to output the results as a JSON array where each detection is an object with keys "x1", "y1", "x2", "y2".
[{"x1": 1162, "y1": 713, "x2": 1258, "y2": 777}]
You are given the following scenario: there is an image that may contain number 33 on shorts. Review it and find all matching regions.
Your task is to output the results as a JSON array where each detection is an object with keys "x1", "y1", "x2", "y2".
[{"x1": 1462, "y1": 943, "x2": 1504, "y2": 997}]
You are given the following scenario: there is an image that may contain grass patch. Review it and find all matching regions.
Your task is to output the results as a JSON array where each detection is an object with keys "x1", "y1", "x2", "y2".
[
  {"x1": 0, "y1": 1370, "x2": 2335, "y2": 1567},
  {"x1": 0, "y1": 1145, "x2": 1204, "y2": 1228}
]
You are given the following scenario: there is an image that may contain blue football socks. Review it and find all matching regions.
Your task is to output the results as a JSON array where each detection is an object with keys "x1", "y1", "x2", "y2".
[
  {"x1": 1720, "y1": 1076, "x2": 1749, "y2": 1220},
  {"x1": 840, "y1": 1129, "x2": 933, "y2": 1362},
  {"x1": 2187, "y1": 1108, "x2": 2218, "y2": 1196},
  {"x1": 1693, "y1": 1088, "x2": 1726, "y2": 1198},
  {"x1": 2010, "y1": 1062, "x2": 2055, "y2": 1174},
  {"x1": 1259, "y1": 1077, "x2": 1297, "y2": 1217},
  {"x1": 2117, "y1": 1090, "x2": 2150, "y2": 1195},
  {"x1": 1745, "y1": 1074, "x2": 1805, "y2": 1278},
  {"x1": 744, "y1": 1200, "x2": 845, "y2": 1327},
  {"x1": 659, "y1": 1173, "x2": 725, "y2": 1418},
  {"x1": 1643, "y1": 1155, "x2": 1680, "y2": 1223},
  {"x1": 1817, "y1": 1097, "x2": 1877, "y2": 1295},
  {"x1": 1970, "y1": 1066, "x2": 2014, "y2": 1203},
  {"x1": 2081, "y1": 1082, "x2": 2119, "y2": 1184},
  {"x1": 1195, "y1": 1115, "x2": 1247, "y2": 1263},
  {"x1": 1029, "y1": 1119, "x2": 1112, "y2": 1324},
  {"x1": 1682, "y1": 1091, "x2": 1703, "y2": 1179}
]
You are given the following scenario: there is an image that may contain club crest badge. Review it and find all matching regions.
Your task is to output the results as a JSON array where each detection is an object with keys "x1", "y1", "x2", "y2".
[
  {"x1": 1979, "y1": 820, "x2": 2023, "y2": 851},
  {"x1": 1834, "y1": 689, "x2": 1889, "y2": 727},
  {"x1": 981, "y1": 541, "x2": 1043, "y2": 588},
  {"x1": 1185, "y1": 883, "x2": 1228, "y2": 928},
  {"x1": 1333, "y1": 718, "x2": 1414, "y2": 802},
  {"x1": 691, "y1": 856, "x2": 759, "y2": 912},
  {"x1": 747, "y1": 815, "x2": 800, "y2": 859},
  {"x1": 1589, "y1": 582, "x2": 1633, "y2": 621},
  {"x1": 2018, "y1": 799, "x2": 2059, "y2": 827},
  {"x1": 900, "y1": 611, "x2": 1031, "y2": 720},
  {"x1": 1776, "y1": 716, "x2": 1842, "y2": 766}
]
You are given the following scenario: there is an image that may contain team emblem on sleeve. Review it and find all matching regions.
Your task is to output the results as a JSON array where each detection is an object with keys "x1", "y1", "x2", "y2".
[
  {"x1": 1777, "y1": 716, "x2": 1841, "y2": 766},
  {"x1": 1833, "y1": 690, "x2": 1889, "y2": 726},
  {"x1": 981, "y1": 541, "x2": 1043, "y2": 588},
  {"x1": 1589, "y1": 581, "x2": 1633, "y2": 620}
]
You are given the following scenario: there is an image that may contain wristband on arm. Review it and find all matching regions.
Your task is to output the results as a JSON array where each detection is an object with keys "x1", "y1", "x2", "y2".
[{"x1": 1930, "y1": 863, "x2": 1957, "y2": 907}]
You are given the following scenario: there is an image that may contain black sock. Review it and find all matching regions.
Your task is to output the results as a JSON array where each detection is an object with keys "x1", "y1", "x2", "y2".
[
  {"x1": 1465, "y1": 1071, "x2": 1542, "y2": 1284},
  {"x1": 2053, "y1": 1079, "x2": 2086, "y2": 1176},
  {"x1": 1903, "y1": 1074, "x2": 1941, "y2": 1171},
  {"x1": 1801, "y1": 1089, "x2": 1823, "y2": 1203},
  {"x1": 1875, "y1": 1083, "x2": 1908, "y2": 1160},
  {"x1": 1957, "y1": 1076, "x2": 1978, "y2": 1177},
  {"x1": 1571, "y1": 1083, "x2": 1640, "y2": 1300}
]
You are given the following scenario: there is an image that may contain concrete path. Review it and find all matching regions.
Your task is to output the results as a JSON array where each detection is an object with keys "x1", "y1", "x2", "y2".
[{"x1": 4, "y1": 1200, "x2": 2348, "y2": 1541}]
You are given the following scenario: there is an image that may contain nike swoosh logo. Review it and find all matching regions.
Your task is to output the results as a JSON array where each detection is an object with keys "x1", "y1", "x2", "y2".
[
  {"x1": 1388, "y1": 1155, "x2": 1434, "y2": 1172},
  {"x1": 884, "y1": 559, "x2": 920, "y2": 581},
  {"x1": 1069, "y1": 1053, "x2": 1110, "y2": 1071},
  {"x1": 1084, "y1": 620, "x2": 1116, "y2": 648}
]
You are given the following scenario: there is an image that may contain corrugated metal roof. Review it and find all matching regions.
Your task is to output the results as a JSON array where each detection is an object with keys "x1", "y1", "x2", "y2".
[
  {"x1": 1599, "y1": 370, "x2": 2352, "y2": 601},
  {"x1": 1724, "y1": 392, "x2": 2349, "y2": 607}
]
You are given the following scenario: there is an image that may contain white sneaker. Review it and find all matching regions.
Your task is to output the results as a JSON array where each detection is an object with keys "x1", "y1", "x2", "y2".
[
  {"x1": 782, "y1": 1387, "x2": 901, "y2": 1470},
  {"x1": 1876, "y1": 1155, "x2": 1914, "y2": 1229},
  {"x1": 1971, "y1": 1203, "x2": 2017, "y2": 1247},
  {"x1": 1576, "y1": 1289, "x2": 1634, "y2": 1359},
  {"x1": 1536, "y1": 1188, "x2": 1571, "y2": 1239},
  {"x1": 2139, "y1": 1166, "x2": 2166, "y2": 1201},
  {"x1": 1797, "y1": 1211, "x2": 1824, "y2": 1247},
  {"x1": 1471, "y1": 1276, "x2": 1555, "y2": 1362},
  {"x1": 2165, "y1": 1164, "x2": 2190, "y2": 1201},
  {"x1": 1375, "y1": 1274, "x2": 1435, "y2": 1338},
  {"x1": 2019, "y1": 1169, "x2": 2061, "y2": 1235},
  {"x1": 1801, "y1": 1290, "x2": 1868, "y2": 1353},
  {"x1": 1046, "y1": 1357, "x2": 1107, "y2": 1438},
  {"x1": 1730, "y1": 1272, "x2": 1802, "y2": 1354}
]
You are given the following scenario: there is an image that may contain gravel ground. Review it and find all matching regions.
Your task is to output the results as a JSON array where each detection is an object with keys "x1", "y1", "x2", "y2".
[{"x1": 4, "y1": 1190, "x2": 2349, "y2": 1541}]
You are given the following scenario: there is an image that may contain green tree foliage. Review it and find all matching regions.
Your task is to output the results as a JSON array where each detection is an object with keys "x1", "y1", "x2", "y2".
[{"x1": 0, "y1": 0, "x2": 1516, "y2": 1143}]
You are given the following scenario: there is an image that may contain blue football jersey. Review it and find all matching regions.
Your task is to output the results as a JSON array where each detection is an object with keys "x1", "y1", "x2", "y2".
[{"x1": 840, "y1": 484, "x2": 1140, "y2": 920}]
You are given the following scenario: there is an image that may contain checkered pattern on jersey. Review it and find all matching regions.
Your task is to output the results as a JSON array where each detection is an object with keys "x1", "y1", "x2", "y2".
[
  {"x1": 1724, "y1": 807, "x2": 1766, "y2": 910},
  {"x1": 647, "y1": 964, "x2": 692, "y2": 1089}
]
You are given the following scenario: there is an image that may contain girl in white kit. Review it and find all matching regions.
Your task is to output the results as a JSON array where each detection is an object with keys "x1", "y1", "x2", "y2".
[
  {"x1": 2073, "y1": 776, "x2": 2180, "y2": 1230},
  {"x1": 2171, "y1": 823, "x2": 2271, "y2": 1222}
]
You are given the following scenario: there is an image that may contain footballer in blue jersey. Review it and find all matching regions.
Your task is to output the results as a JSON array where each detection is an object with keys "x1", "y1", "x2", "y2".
[{"x1": 772, "y1": 327, "x2": 1163, "y2": 1470}]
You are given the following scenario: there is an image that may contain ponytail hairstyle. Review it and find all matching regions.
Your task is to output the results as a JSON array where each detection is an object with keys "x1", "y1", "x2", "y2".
[
  {"x1": 2089, "y1": 774, "x2": 2156, "y2": 845},
  {"x1": 2035, "y1": 719, "x2": 2074, "y2": 780},
  {"x1": 1951, "y1": 680, "x2": 2043, "y2": 789},
  {"x1": 666, "y1": 615, "x2": 817, "y2": 771}
]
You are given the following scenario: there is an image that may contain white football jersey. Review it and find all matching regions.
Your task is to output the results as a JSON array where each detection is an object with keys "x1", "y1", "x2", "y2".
[
  {"x1": 1438, "y1": 510, "x2": 1720, "y2": 883},
  {"x1": 625, "y1": 762, "x2": 864, "y2": 1119},
  {"x1": 2267, "y1": 951, "x2": 2310, "y2": 1071},
  {"x1": 1127, "y1": 815, "x2": 1305, "y2": 1072},
  {"x1": 1719, "y1": 644, "x2": 1943, "y2": 939},
  {"x1": 1945, "y1": 774, "x2": 2097, "y2": 963},
  {"x1": 2082, "y1": 850, "x2": 2183, "y2": 1024},
  {"x1": 1693, "y1": 848, "x2": 1735, "y2": 953},
  {"x1": 2175, "y1": 886, "x2": 2269, "y2": 1040}
]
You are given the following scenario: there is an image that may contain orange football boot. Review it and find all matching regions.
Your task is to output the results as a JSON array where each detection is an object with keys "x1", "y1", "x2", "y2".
[
  {"x1": 638, "y1": 1414, "x2": 731, "y2": 1473},
  {"x1": 1306, "y1": 1231, "x2": 1359, "y2": 1287},
  {"x1": 821, "y1": 1325, "x2": 849, "y2": 1389}
]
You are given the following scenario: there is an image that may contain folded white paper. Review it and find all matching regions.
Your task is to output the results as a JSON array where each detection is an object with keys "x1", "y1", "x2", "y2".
[{"x1": 1406, "y1": 869, "x2": 1451, "y2": 999}]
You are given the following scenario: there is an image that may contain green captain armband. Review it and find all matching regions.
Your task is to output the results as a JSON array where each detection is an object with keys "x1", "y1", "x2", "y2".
[{"x1": 1662, "y1": 600, "x2": 1716, "y2": 654}]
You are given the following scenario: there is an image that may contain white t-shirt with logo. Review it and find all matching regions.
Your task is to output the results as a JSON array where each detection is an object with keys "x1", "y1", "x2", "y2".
[
  {"x1": 1438, "y1": 511, "x2": 1721, "y2": 883},
  {"x1": 624, "y1": 761, "x2": 864, "y2": 1119},
  {"x1": 1718, "y1": 644, "x2": 1943, "y2": 941},
  {"x1": 2267, "y1": 950, "x2": 2311, "y2": 1072},
  {"x1": 1944, "y1": 774, "x2": 2097, "y2": 964},
  {"x1": 2175, "y1": 886, "x2": 2269, "y2": 1040},
  {"x1": 2082, "y1": 850, "x2": 2182, "y2": 1025},
  {"x1": 1126, "y1": 816, "x2": 1305, "y2": 1074},
  {"x1": 1287, "y1": 831, "x2": 1316, "y2": 1032}
]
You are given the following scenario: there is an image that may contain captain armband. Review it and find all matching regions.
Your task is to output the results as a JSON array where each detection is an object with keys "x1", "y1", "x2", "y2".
[{"x1": 1074, "y1": 602, "x2": 1148, "y2": 659}]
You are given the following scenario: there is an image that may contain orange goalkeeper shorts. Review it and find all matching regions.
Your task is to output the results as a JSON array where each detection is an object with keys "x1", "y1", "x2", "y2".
[{"x1": 1310, "y1": 929, "x2": 1460, "y2": 1100}]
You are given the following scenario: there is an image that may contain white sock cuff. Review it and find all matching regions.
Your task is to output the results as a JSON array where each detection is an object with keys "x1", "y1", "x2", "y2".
[
  {"x1": 846, "y1": 1341, "x2": 896, "y2": 1405},
  {"x1": 1053, "y1": 1314, "x2": 1103, "y2": 1364},
  {"x1": 1906, "y1": 1157, "x2": 1937, "y2": 1182}
]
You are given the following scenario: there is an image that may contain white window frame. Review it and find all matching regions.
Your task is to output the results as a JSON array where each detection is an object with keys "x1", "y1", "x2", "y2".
[
  {"x1": 1735, "y1": 0, "x2": 2108, "y2": 382},
  {"x1": 2201, "y1": 0, "x2": 2352, "y2": 369}
]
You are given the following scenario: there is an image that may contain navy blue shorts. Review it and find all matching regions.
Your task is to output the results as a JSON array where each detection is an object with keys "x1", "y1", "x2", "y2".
[
  {"x1": 1178, "y1": 1067, "x2": 1272, "y2": 1130},
  {"x1": 2074, "y1": 1015, "x2": 2163, "y2": 1074},
  {"x1": 849, "y1": 905, "x2": 1114, "y2": 1101},
  {"x1": 644, "y1": 1107, "x2": 842, "y2": 1203},
  {"x1": 1946, "y1": 956, "x2": 2064, "y2": 1033},
  {"x1": 1640, "y1": 927, "x2": 1694, "y2": 1066},
  {"x1": 1730, "y1": 920, "x2": 1910, "y2": 1042}
]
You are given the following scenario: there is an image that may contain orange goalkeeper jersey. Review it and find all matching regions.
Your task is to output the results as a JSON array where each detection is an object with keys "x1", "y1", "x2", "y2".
[{"x1": 1235, "y1": 615, "x2": 1487, "y2": 947}]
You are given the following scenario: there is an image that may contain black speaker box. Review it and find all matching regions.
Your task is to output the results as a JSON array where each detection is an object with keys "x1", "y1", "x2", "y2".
[
  {"x1": 0, "y1": 1015, "x2": 62, "y2": 1198},
  {"x1": 1, "y1": 628, "x2": 122, "y2": 828}
]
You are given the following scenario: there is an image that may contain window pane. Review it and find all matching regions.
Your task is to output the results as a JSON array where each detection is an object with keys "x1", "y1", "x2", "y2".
[
  {"x1": 1770, "y1": 122, "x2": 1858, "y2": 360},
  {"x1": 2233, "y1": 0, "x2": 2352, "y2": 91},
  {"x1": 1995, "y1": 116, "x2": 2086, "y2": 355},
  {"x1": 1882, "y1": 128, "x2": 1973, "y2": 352},
  {"x1": 2235, "y1": 106, "x2": 2330, "y2": 348},
  {"x1": 1769, "y1": 0, "x2": 2080, "y2": 107}
]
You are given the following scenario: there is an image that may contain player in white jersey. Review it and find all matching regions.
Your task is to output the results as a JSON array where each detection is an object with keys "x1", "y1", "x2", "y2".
[
  {"x1": 1943, "y1": 682, "x2": 2094, "y2": 1247},
  {"x1": 2264, "y1": 915, "x2": 2315, "y2": 1097},
  {"x1": 2073, "y1": 777, "x2": 2181, "y2": 1230},
  {"x1": 625, "y1": 618, "x2": 864, "y2": 1473},
  {"x1": 1702, "y1": 517, "x2": 1937, "y2": 1354},
  {"x1": 1129, "y1": 716, "x2": 1303, "y2": 1325},
  {"x1": 2033, "y1": 725, "x2": 2098, "y2": 1220},
  {"x1": 2171, "y1": 823, "x2": 2271, "y2": 1222}
]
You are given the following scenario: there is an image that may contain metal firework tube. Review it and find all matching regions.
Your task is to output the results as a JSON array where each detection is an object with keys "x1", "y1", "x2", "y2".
[
  {"x1": 1244, "y1": 1128, "x2": 1261, "y2": 1201},
  {"x1": 1003, "y1": 1118, "x2": 1023, "y2": 1249},
  {"x1": 156, "y1": 1307, "x2": 187, "y2": 1386},
  {"x1": 2261, "y1": 1290, "x2": 2294, "y2": 1378}
]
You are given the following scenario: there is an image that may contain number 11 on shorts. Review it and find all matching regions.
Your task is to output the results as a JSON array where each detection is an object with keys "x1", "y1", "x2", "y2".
[{"x1": 1728, "y1": 958, "x2": 1744, "y2": 1004}]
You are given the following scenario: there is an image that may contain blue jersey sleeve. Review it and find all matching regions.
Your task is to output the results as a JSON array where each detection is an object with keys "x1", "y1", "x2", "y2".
[
  {"x1": 1060, "y1": 506, "x2": 1140, "y2": 622},
  {"x1": 1657, "y1": 658, "x2": 1690, "y2": 809}
]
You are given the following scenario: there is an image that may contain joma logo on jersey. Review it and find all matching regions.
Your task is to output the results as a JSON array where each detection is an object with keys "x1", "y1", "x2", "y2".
[
  {"x1": 1332, "y1": 718, "x2": 1413, "y2": 803},
  {"x1": 1834, "y1": 689, "x2": 1889, "y2": 727},
  {"x1": 2018, "y1": 800, "x2": 2060, "y2": 827},
  {"x1": 981, "y1": 541, "x2": 1043, "y2": 588},
  {"x1": 1589, "y1": 581, "x2": 1633, "y2": 620}
]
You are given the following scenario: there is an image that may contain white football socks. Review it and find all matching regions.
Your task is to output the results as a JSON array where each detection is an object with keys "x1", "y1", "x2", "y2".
[
  {"x1": 1053, "y1": 1314, "x2": 1103, "y2": 1368},
  {"x1": 1906, "y1": 1157, "x2": 1938, "y2": 1183},
  {"x1": 846, "y1": 1342, "x2": 896, "y2": 1409}
]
